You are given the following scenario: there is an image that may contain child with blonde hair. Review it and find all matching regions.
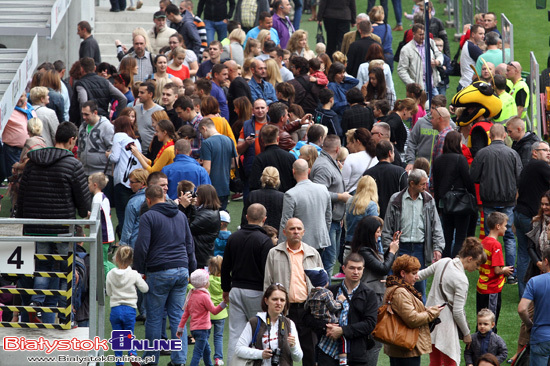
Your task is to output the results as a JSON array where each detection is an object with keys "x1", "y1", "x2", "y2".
[{"x1": 106, "y1": 246, "x2": 149, "y2": 366}]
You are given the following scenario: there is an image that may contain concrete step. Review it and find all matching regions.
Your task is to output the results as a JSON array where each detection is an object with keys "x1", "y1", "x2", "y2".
[
  {"x1": 95, "y1": 5, "x2": 159, "y2": 23},
  {"x1": 97, "y1": 32, "x2": 134, "y2": 44},
  {"x1": 95, "y1": 21, "x2": 149, "y2": 33}
]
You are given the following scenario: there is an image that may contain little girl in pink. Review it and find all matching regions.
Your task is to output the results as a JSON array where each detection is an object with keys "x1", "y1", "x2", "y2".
[{"x1": 177, "y1": 269, "x2": 227, "y2": 366}]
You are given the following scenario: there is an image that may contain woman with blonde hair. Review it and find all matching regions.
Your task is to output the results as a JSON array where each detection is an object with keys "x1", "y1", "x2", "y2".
[
  {"x1": 29, "y1": 86, "x2": 59, "y2": 147},
  {"x1": 167, "y1": 47, "x2": 191, "y2": 81},
  {"x1": 265, "y1": 58, "x2": 282, "y2": 86},
  {"x1": 166, "y1": 33, "x2": 198, "y2": 77},
  {"x1": 369, "y1": 6, "x2": 394, "y2": 67},
  {"x1": 256, "y1": 29, "x2": 272, "y2": 49},
  {"x1": 287, "y1": 30, "x2": 315, "y2": 60},
  {"x1": 344, "y1": 176, "x2": 379, "y2": 243},
  {"x1": 299, "y1": 145, "x2": 319, "y2": 169},
  {"x1": 222, "y1": 29, "x2": 246, "y2": 66},
  {"x1": 241, "y1": 57, "x2": 255, "y2": 80},
  {"x1": 243, "y1": 166, "x2": 284, "y2": 228}
]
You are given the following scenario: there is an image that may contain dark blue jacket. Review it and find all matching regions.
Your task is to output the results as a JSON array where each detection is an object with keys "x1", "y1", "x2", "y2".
[
  {"x1": 162, "y1": 154, "x2": 211, "y2": 199},
  {"x1": 134, "y1": 202, "x2": 197, "y2": 274}
]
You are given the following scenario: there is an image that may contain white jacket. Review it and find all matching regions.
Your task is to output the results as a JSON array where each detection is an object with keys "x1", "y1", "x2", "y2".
[
  {"x1": 147, "y1": 26, "x2": 177, "y2": 54},
  {"x1": 106, "y1": 266, "x2": 149, "y2": 308},
  {"x1": 234, "y1": 312, "x2": 303, "y2": 366},
  {"x1": 418, "y1": 257, "x2": 470, "y2": 365}
]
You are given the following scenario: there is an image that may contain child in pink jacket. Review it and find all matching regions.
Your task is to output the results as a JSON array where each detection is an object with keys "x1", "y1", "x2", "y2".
[{"x1": 177, "y1": 269, "x2": 227, "y2": 366}]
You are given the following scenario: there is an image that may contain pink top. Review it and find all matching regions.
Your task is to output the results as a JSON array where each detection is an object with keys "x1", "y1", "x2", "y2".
[
  {"x1": 310, "y1": 71, "x2": 328, "y2": 87},
  {"x1": 3, "y1": 109, "x2": 33, "y2": 148},
  {"x1": 412, "y1": 104, "x2": 426, "y2": 127},
  {"x1": 178, "y1": 289, "x2": 225, "y2": 331}
]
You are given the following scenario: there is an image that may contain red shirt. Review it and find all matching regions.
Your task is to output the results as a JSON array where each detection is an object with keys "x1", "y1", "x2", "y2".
[
  {"x1": 477, "y1": 236, "x2": 505, "y2": 294},
  {"x1": 167, "y1": 65, "x2": 190, "y2": 80}
]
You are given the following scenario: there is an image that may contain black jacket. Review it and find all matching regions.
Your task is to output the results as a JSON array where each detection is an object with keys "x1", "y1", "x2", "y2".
[
  {"x1": 227, "y1": 77, "x2": 252, "y2": 125},
  {"x1": 221, "y1": 224, "x2": 273, "y2": 292},
  {"x1": 512, "y1": 132, "x2": 540, "y2": 168},
  {"x1": 73, "y1": 73, "x2": 113, "y2": 117},
  {"x1": 516, "y1": 159, "x2": 550, "y2": 218},
  {"x1": 341, "y1": 104, "x2": 375, "y2": 136},
  {"x1": 243, "y1": 187, "x2": 284, "y2": 228},
  {"x1": 17, "y1": 147, "x2": 91, "y2": 235},
  {"x1": 189, "y1": 207, "x2": 220, "y2": 268},
  {"x1": 346, "y1": 37, "x2": 380, "y2": 77},
  {"x1": 364, "y1": 161, "x2": 408, "y2": 219},
  {"x1": 305, "y1": 282, "x2": 378, "y2": 364},
  {"x1": 288, "y1": 75, "x2": 321, "y2": 115},
  {"x1": 197, "y1": 0, "x2": 235, "y2": 21},
  {"x1": 381, "y1": 112, "x2": 408, "y2": 154},
  {"x1": 249, "y1": 144, "x2": 296, "y2": 192},
  {"x1": 432, "y1": 153, "x2": 475, "y2": 204}
]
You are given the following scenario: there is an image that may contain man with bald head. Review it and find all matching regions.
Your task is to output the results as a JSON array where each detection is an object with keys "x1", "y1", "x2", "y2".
[
  {"x1": 471, "y1": 123, "x2": 523, "y2": 284},
  {"x1": 480, "y1": 61, "x2": 495, "y2": 83},
  {"x1": 162, "y1": 138, "x2": 211, "y2": 199},
  {"x1": 280, "y1": 159, "x2": 332, "y2": 251},
  {"x1": 221, "y1": 203, "x2": 273, "y2": 364},
  {"x1": 507, "y1": 116, "x2": 540, "y2": 167},
  {"x1": 265, "y1": 216, "x2": 324, "y2": 366},
  {"x1": 225, "y1": 59, "x2": 252, "y2": 124},
  {"x1": 506, "y1": 61, "x2": 530, "y2": 119},
  {"x1": 430, "y1": 106, "x2": 452, "y2": 163}
]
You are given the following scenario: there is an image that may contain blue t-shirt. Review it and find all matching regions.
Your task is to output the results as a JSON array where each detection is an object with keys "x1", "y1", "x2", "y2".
[
  {"x1": 523, "y1": 272, "x2": 550, "y2": 344},
  {"x1": 211, "y1": 82, "x2": 229, "y2": 121},
  {"x1": 200, "y1": 134, "x2": 237, "y2": 197}
]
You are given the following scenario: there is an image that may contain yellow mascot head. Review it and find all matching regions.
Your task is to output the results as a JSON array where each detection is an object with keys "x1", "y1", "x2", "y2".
[{"x1": 451, "y1": 81, "x2": 503, "y2": 126}]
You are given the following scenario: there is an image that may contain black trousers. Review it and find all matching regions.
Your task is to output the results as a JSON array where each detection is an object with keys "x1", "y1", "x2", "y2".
[
  {"x1": 323, "y1": 18, "x2": 350, "y2": 58},
  {"x1": 441, "y1": 212, "x2": 471, "y2": 258},
  {"x1": 288, "y1": 303, "x2": 316, "y2": 366}
]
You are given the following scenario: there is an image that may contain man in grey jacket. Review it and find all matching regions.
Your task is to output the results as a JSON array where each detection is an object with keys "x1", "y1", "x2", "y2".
[
  {"x1": 471, "y1": 123, "x2": 523, "y2": 284},
  {"x1": 279, "y1": 159, "x2": 332, "y2": 251},
  {"x1": 79, "y1": 100, "x2": 114, "y2": 176},
  {"x1": 310, "y1": 135, "x2": 351, "y2": 277},
  {"x1": 382, "y1": 169, "x2": 444, "y2": 300}
]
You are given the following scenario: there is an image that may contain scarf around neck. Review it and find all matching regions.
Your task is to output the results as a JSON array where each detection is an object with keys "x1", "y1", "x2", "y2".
[{"x1": 386, "y1": 274, "x2": 423, "y2": 301}]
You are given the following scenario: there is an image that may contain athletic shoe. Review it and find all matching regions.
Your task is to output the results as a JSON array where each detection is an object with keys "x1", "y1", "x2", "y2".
[
  {"x1": 127, "y1": 6, "x2": 136, "y2": 10},
  {"x1": 507, "y1": 276, "x2": 518, "y2": 285},
  {"x1": 231, "y1": 192, "x2": 243, "y2": 200},
  {"x1": 136, "y1": 0, "x2": 143, "y2": 9},
  {"x1": 331, "y1": 273, "x2": 345, "y2": 280},
  {"x1": 215, "y1": 359, "x2": 224, "y2": 366}
]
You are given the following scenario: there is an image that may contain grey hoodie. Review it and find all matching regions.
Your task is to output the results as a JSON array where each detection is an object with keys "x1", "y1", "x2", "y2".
[{"x1": 78, "y1": 116, "x2": 114, "y2": 175}]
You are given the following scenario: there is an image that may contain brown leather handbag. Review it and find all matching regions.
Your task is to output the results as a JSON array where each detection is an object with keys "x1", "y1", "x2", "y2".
[{"x1": 372, "y1": 287, "x2": 420, "y2": 350}]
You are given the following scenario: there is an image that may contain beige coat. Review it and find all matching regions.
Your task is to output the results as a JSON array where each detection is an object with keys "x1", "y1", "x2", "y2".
[
  {"x1": 263, "y1": 241, "x2": 323, "y2": 293},
  {"x1": 383, "y1": 285, "x2": 439, "y2": 358},
  {"x1": 147, "y1": 26, "x2": 177, "y2": 54},
  {"x1": 341, "y1": 30, "x2": 382, "y2": 56}
]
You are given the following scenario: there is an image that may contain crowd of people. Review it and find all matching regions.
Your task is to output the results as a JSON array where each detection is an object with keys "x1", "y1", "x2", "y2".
[{"x1": 1, "y1": 0, "x2": 550, "y2": 366}]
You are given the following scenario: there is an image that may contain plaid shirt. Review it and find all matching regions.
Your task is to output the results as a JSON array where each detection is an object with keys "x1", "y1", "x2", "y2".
[
  {"x1": 318, "y1": 283, "x2": 359, "y2": 359},
  {"x1": 307, "y1": 287, "x2": 342, "y2": 324}
]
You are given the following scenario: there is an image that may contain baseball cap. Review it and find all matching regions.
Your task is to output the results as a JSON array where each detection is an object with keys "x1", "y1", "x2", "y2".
[{"x1": 154, "y1": 11, "x2": 167, "y2": 19}]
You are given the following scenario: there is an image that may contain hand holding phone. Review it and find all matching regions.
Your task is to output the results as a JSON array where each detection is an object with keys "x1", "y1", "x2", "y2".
[{"x1": 392, "y1": 231, "x2": 401, "y2": 241}]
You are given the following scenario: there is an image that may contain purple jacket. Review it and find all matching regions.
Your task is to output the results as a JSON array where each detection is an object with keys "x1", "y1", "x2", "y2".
[{"x1": 272, "y1": 13, "x2": 294, "y2": 49}]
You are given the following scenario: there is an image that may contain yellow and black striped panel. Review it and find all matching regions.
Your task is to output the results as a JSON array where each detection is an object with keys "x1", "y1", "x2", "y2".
[
  {"x1": 0, "y1": 304, "x2": 71, "y2": 315},
  {"x1": 1, "y1": 271, "x2": 70, "y2": 279},
  {"x1": 0, "y1": 320, "x2": 72, "y2": 330},
  {"x1": 0, "y1": 288, "x2": 71, "y2": 296}
]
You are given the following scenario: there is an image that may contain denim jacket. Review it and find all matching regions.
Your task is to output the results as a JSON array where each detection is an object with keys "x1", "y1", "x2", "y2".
[
  {"x1": 248, "y1": 78, "x2": 278, "y2": 105},
  {"x1": 119, "y1": 188, "x2": 146, "y2": 247}
]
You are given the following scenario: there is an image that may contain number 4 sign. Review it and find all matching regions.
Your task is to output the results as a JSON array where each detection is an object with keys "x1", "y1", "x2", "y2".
[{"x1": 0, "y1": 241, "x2": 35, "y2": 274}]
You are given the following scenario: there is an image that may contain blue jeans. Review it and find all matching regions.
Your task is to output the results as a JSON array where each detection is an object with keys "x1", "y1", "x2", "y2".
[
  {"x1": 530, "y1": 341, "x2": 550, "y2": 366},
  {"x1": 398, "y1": 242, "x2": 426, "y2": 302},
  {"x1": 483, "y1": 206, "x2": 516, "y2": 274},
  {"x1": 3, "y1": 144, "x2": 21, "y2": 176},
  {"x1": 205, "y1": 20, "x2": 227, "y2": 43},
  {"x1": 220, "y1": 195, "x2": 229, "y2": 211},
  {"x1": 211, "y1": 318, "x2": 225, "y2": 360},
  {"x1": 144, "y1": 267, "x2": 189, "y2": 365},
  {"x1": 292, "y1": 0, "x2": 303, "y2": 30},
  {"x1": 514, "y1": 211, "x2": 532, "y2": 297},
  {"x1": 110, "y1": 305, "x2": 138, "y2": 365},
  {"x1": 322, "y1": 221, "x2": 342, "y2": 279},
  {"x1": 367, "y1": 0, "x2": 402, "y2": 25},
  {"x1": 191, "y1": 329, "x2": 213, "y2": 366}
]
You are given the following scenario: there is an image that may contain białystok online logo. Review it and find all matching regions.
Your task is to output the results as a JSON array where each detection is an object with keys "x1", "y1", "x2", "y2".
[{"x1": 3, "y1": 331, "x2": 182, "y2": 354}]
